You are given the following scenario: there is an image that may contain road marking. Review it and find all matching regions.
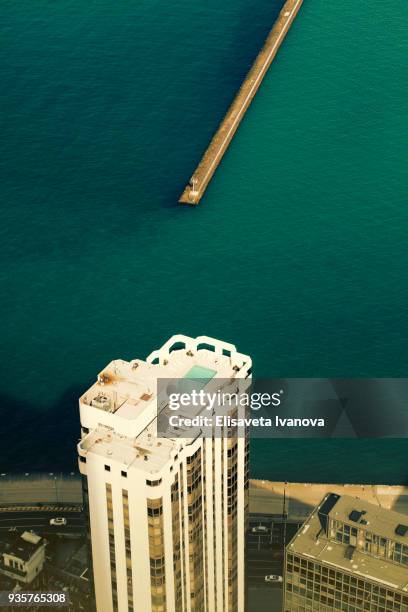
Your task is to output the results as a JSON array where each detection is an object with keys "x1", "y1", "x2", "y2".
[{"x1": 0, "y1": 505, "x2": 81, "y2": 512}]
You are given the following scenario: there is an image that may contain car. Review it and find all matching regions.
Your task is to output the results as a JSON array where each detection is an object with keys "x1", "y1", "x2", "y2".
[
  {"x1": 265, "y1": 575, "x2": 283, "y2": 583},
  {"x1": 49, "y1": 517, "x2": 67, "y2": 526},
  {"x1": 251, "y1": 525, "x2": 268, "y2": 534}
]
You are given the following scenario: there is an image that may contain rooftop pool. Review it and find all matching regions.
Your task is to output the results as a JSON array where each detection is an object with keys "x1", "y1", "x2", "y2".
[{"x1": 183, "y1": 365, "x2": 217, "y2": 382}]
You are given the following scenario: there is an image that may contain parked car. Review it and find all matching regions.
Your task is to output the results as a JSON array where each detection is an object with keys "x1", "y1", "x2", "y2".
[
  {"x1": 265, "y1": 575, "x2": 283, "y2": 583},
  {"x1": 49, "y1": 517, "x2": 67, "y2": 526},
  {"x1": 251, "y1": 525, "x2": 268, "y2": 534}
]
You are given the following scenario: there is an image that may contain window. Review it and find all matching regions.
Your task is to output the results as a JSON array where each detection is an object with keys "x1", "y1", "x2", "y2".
[
  {"x1": 146, "y1": 479, "x2": 162, "y2": 487},
  {"x1": 121, "y1": 471, "x2": 127, "y2": 478},
  {"x1": 105, "y1": 465, "x2": 111, "y2": 472}
]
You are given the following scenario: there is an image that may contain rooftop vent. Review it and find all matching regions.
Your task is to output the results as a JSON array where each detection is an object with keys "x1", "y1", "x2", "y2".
[
  {"x1": 349, "y1": 510, "x2": 366, "y2": 523},
  {"x1": 395, "y1": 524, "x2": 408, "y2": 537},
  {"x1": 91, "y1": 394, "x2": 112, "y2": 412}
]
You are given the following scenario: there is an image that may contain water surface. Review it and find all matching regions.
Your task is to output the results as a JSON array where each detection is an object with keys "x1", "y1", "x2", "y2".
[{"x1": 1, "y1": 0, "x2": 407, "y2": 482}]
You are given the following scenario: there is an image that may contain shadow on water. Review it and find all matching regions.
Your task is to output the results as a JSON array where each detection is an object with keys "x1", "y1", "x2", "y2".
[
  {"x1": 3, "y1": 383, "x2": 408, "y2": 482},
  {"x1": 1, "y1": 386, "x2": 85, "y2": 473}
]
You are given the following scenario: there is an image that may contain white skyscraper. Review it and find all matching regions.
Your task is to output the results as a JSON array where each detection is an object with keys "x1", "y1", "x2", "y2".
[{"x1": 77, "y1": 335, "x2": 251, "y2": 612}]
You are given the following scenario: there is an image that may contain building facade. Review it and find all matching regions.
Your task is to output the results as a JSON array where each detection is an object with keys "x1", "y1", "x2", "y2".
[
  {"x1": 0, "y1": 531, "x2": 46, "y2": 585},
  {"x1": 284, "y1": 493, "x2": 408, "y2": 611},
  {"x1": 78, "y1": 335, "x2": 251, "y2": 612}
]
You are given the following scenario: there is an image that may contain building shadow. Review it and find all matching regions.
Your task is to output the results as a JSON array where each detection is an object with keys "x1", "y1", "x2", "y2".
[{"x1": 1, "y1": 385, "x2": 86, "y2": 474}]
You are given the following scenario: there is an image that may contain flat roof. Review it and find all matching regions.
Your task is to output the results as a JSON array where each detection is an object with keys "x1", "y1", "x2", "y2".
[
  {"x1": 81, "y1": 423, "x2": 179, "y2": 474},
  {"x1": 288, "y1": 494, "x2": 408, "y2": 592},
  {"x1": 329, "y1": 495, "x2": 408, "y2": 546},
  {"x1": 1, "y1": 531, "x2": 44, "y2": 562},
  {"x1": 79, "y1": 340, "x2": 250, "y2": 473},
  {"x1": 80, "y1": 359, "x2": 157, "y2": 418},
  {"x1": 80, "y1": 344, "x2": 244, "y2": 422}
]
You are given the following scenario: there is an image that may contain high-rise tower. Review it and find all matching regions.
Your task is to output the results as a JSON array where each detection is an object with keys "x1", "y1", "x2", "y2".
[{"x1": 78, "y1": 335, "x2": 251, "y2": 612}]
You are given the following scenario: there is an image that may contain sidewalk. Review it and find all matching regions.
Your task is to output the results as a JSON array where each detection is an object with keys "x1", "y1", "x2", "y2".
[
  {"x1": 2, "y1": 474, "x2": 407, "y2": 517},
  {"x1": 0, "y1": 473, "x2": 82, "y2": 505}
]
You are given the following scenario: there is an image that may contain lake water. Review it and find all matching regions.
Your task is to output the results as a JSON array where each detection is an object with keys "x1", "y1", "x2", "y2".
[{"x1": 1, "y1": 0, "x2": 407, "y2": 482}]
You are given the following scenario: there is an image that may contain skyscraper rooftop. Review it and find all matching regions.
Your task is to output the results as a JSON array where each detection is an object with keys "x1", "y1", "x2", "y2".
[{"x1": 78, "y1": 334, "x2": 251, "y2": 475}]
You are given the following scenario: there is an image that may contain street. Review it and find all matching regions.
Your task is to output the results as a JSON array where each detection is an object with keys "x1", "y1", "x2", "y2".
[
  {"x1": 0, "y1": 510, "x2": 85, "y2": 535},
  {"x1": 248, "y1": 586, "x2": 283, "y2": 611},
  {"x1": 246, "y1": 515, "x2": 302, "y2": 611},
  {"x1": 0, "y1": 508, "x2": 298, "y2": 612}
]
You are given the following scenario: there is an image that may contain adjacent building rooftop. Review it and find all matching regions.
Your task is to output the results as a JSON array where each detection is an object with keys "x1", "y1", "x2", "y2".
[
  {"x1": 1, "y1": 531, "x2": 44, "y2": 562},
  {"x1": 330, "y1": 494, "x2": 408, "y2": 548},
  {"x1": 288, "y1": 494, "x2": 408, "y2": 592}
]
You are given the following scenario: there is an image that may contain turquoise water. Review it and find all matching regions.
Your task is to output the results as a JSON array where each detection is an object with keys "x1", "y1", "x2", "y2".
[
  {"x1": 180, "y1": 365, "x2": 216, "y2": 395},
  {"x1": 1, "y1": 0, "x2": 407, "y2": 481}
]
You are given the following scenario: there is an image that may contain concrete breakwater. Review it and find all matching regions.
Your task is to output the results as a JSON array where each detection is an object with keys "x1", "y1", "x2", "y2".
[{"x1": 179, "y1": 0, "x2": 304, "y2": 205}]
